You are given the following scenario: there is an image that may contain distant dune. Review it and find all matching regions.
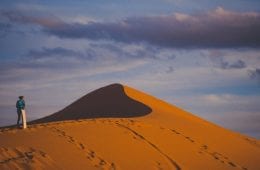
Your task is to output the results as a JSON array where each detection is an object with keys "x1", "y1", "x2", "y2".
[
  {"x1": 31, "y1": 84, "x2": 152, "y2": 124},
  {"x1": 0, "y1": 84, "x2": 259, "y2": 170}
]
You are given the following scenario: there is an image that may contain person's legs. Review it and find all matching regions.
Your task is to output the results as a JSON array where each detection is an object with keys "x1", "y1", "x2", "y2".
[
  {"x1": 21, "y1": 109, "x2": 27, "y2": 129},
  {"x1": 17, "y1": 109, "x2": 21, "y2": 126}
]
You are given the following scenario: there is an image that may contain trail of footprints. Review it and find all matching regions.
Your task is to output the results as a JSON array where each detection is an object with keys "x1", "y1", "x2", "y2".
[
  {"x1": 198, "y1": 144, "x2": 248, "y2": 170},
  {"x1": 41, "y1": 119, "x2": 181, "y2": 170},
  {"x1": 49, "y1": 126, "x2": 116, "y2": 170},
  {"x1": 0, "y1": 118, "x2": 252, "y2": 170},
  {"x1": 115, "y1": 122, "x2": 181, "y2": 170},
  {"x1": 169, "y1": 128, "x2": 248, "y2": 170},
  {"x1": 167, "y1": 126, "x2": 248, "y2": 170},
  {"x1": 92, "y1": 119, "x2": 248, "y2": 170},
  {"x1": 0, "y1": 147, "x2": 57, "y2": 169}
]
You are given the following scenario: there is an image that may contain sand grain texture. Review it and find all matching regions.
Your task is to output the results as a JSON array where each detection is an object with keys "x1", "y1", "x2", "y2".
[{"x1": 1, "y1": 84, "x2": 259, "y2": 170}]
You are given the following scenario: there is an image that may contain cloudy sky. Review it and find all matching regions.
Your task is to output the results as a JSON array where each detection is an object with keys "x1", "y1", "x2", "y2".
[{"x1": 0, "y1": 0, "x2": 260, "y2": 138}]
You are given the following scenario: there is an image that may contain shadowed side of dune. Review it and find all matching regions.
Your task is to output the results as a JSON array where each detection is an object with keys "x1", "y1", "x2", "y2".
[{"x1": 31, "y1": 84, "x2": 152, "y2": 124}]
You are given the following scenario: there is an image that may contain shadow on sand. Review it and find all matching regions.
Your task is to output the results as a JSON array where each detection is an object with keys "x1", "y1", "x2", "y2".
[{"x1": 30, "y1": 84, "x2": 152, "y2": 124}]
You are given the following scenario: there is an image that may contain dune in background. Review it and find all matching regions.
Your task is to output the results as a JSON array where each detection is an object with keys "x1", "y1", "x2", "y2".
[
  {"x1": 0, "y1": 84, "x2": 259, "y2": 170},
  {"x1": 31, "y1": 84, "x2": 151, "y2": 124}
]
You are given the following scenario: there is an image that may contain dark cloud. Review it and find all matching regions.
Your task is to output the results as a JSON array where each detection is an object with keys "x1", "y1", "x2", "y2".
[
  {"x1": 227, "y1": 60, "x2": 246, "y2": 69},
  {"x1": 23, "y1": 47, "x2": 97, "y2": 70},
  {"x1": 0, "y1": 10, "x2": 62, "y2": 28},
  {"x1": 210, "y1": 57, "x2": 247, "y2": 70},
  {"x1": 0, "y1": 47, "x2": 96, "y2": 72},
  {"x1": 27, "y1": 47, "x2": 84, "y2": 58},
  {"x1": 88, "y1": 42, "x2": 160, "y2": 59},
  {"x1": 45, "y1": 8, "x2": 260, "y2": 48},
  {"x1": 219, "y1": 59, "x2": 246, "y2": 69},
  {"x1": 249, "y1": 68, "x2": 260, "y2": 82},
  {"x1": 88, "y1": 42, "x2": 177, "y2": 60},
  {"x1": 2, "y1": 8, "x2": 260, "y2": 48},
  {"x1": 208, "y1": 50, "x2": 247, "y2": 69},
  {"x1": 166, "y1": 66, "x2": 174, "y2": 73},
  {"x1": 0, "y1": 22, "x2": 12, "y2": 37}
]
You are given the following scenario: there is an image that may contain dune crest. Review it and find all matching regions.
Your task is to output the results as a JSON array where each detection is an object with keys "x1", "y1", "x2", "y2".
[
  {"x1": 1, "y1": 83, "x2": 260, "y2": 170},
  {"x1": 32, "y1": 84, "x2": 152, "y2": 124}
]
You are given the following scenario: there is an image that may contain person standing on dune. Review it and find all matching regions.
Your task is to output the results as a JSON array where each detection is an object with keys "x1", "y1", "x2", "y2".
[{"x1": 16, "y1": 96, "x2": 27, "y2": 129}]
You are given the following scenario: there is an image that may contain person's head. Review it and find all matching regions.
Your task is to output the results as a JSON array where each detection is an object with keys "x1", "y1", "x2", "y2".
[{"x1": 19, "y1": 96, "x2": 24, "y2": 100}]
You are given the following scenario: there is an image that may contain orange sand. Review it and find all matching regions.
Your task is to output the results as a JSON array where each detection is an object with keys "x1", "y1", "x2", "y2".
[{"x1": 0, "y1": 84, "x2": 259, "y2": 170}]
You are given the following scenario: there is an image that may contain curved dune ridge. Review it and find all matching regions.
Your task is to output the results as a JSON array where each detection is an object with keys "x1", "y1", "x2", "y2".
[
  {"x1": 31, "y1": 84, "x2": 152, "y2": 124},
  {"x1": 0, "y1": 83, "x2": 260, "y2": 170}
]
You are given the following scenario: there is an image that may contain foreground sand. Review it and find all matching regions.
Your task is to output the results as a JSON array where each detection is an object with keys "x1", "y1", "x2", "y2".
[{"x1": 0, "y1": 84, "x2": 259, "y2": 169}]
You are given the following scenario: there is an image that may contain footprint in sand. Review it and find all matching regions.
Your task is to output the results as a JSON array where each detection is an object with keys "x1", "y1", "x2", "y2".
[
  {"x1": 156, "y1": 161, "x2": 164, "y2": 170},
  {"x1": 0, "y1": 147, "x2": 58, "y2": 169},
  {"x1": 50, "y1": 126, "x2": 117, "y2": 170},
  {"x1": 244, "y1": 138, "x2": 260, "y2": 148},
  {"x1": 170, "y1": 129, "x2": 181, "y2": 135},
  {"x1": 199, "y1": 144, "x2": 248, "y2": 170},
  {"x1": 116, "y1": 123, "x2": 181, "y2": 170},
  {"x1": 169, "y1": 128, "x2": 195, "y2": 144},
  {"x1": 184, "y1": 136, "x2": 195, "y2": 143},
  {"x1": 78, "y1": 143, "x2": 85, "y2": 150}
]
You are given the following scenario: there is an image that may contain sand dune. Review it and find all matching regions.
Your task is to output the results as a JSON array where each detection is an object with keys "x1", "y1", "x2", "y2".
[
  {"x1": 0, "y1": 83, "x2": 259, "y2": 170},
  {"x1": 31, "y1": 84, "x2": 151, "y2": 124}
]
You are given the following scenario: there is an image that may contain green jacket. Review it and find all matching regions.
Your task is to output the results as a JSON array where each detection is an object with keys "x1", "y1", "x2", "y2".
[{"x1": 16, "y1": 99, "x2": 25, "y2": 110}]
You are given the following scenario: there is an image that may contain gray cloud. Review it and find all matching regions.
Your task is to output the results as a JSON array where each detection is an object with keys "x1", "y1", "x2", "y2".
[
  {"x1": 25, "y1": 47, "x2": 99, "y2": 67},
  {"x1": 220, "y1": 59, "x2": 246, "y2": 69},
  {"x1": 0, "y1": 47, "x2": 96, "y2": 78},
  {"x1": 249, "y1": 68, "x2": 260, "y2": 82},
  {"x1": 0, "y1": 10, "x2": 62, "y2": 28},
  {"x1": 45, "y1": 8, "x2": 260, "y2": 48},
  {"x1": 2, "y1": 7, "x2": 260, "y2": 48},
  {"x1": 207, "y1": 50, "x2": 247, "y2": 69},
  {"x1": 166, "y1": 66, "x2": 174, "y2": 73},
  {"x1": 27, "y1": 47, "x2": 84, "y2": 58},
  {"x1": 227, "y1": 60, "x2": 246, "y2": 69},
  {"x1": 0, "y1": 22, "x2": 12, "y2": 37},
  {"x1": 89, "y1": 42, "x2": 159, "y2": 59},
  {"x1": 210, "y1": 57, "x2": 246, "y2": 69},
  {"x1": 0, "y1": 43, "x2": 154, "y2": 84}
]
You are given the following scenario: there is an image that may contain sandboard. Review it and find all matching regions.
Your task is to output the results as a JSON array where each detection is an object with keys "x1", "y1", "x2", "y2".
[{"x1": 21, "y1": 109, "x2": 27, "y2": 129}]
